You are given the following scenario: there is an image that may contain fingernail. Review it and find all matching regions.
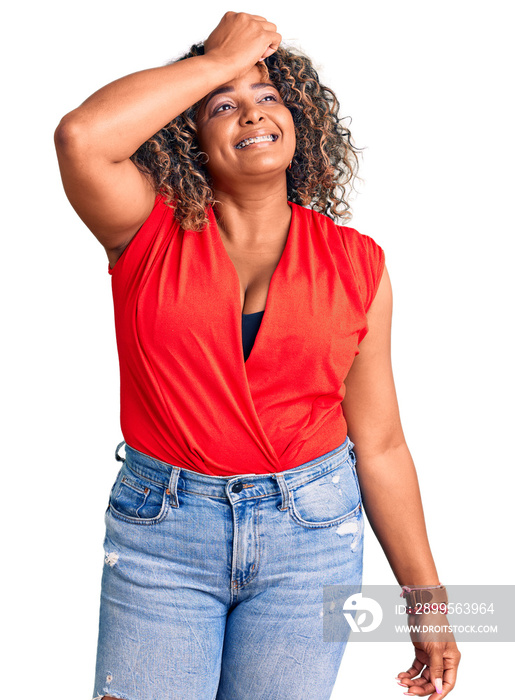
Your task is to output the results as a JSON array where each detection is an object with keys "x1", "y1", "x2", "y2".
[
  {"x1": 397, "y1": 682, "x2": 409, "y2": 687},
  {"x1": 435, "y1": 677, "x2": 443, "y2": 694},
  {"x1": 403, "y1": 694, "x2": 416, "y2": 697}
]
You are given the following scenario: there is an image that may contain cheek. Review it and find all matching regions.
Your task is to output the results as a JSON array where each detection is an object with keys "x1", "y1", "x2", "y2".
[
  {"x1": 282, "y1": 112, "x2": 297, "y2": 150},
  {"x1": 196, "y1": 128, "x2": 209, "y2": 157},
  {"x1": 198, "y1": 138, "x2": 232, "y2": 181},
  {"x1": 197, "y1": 125, "x2": 229, "y2": 163}
]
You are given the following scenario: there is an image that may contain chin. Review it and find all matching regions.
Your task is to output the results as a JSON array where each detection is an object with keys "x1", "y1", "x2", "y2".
[{"x1": 240, "y1": 157, "x2": 289, "y2": 174}]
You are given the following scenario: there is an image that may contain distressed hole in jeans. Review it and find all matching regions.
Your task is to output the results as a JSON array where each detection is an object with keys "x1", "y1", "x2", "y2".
[
  {"x1": 105, "y1": 552, "x2": 119, "y2": 567},
  {"x1": 335, "y1": 517, "x2": 361, "y2": 551}
]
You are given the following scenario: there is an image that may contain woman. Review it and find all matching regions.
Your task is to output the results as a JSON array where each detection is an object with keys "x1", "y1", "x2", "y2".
[{"x1": 55, "y1": 11, "x2": 461, "y2": 700}]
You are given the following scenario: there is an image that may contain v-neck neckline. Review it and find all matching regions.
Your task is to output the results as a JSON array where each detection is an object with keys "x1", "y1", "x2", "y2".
[{"x1": 210, "y1": 201, "x2": 296, "y2": 368}]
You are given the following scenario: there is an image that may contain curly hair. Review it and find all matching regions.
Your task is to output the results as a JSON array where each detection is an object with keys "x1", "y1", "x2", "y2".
[{"x1": 131, "y1": 43, "x2": 364, "y2": 231}]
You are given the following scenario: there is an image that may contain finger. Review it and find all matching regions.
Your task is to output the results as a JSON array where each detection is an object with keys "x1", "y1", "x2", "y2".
[
  {"x1": 259, "y1": 21, "x2": 278, "y2": 33},
  {"x1": 400, "y1": 666, "x2": 434, "y2": 695},
  {"x1": 263, "y1": 30, "x2": 281, "y2": 46},
  {"x1": 259, "y1": 45, "x2": 278, "y2": 61},
  {"x1": 396, "y1": 672, "x2": 412, "y2": 683},
  {"x1": 408, "y1": 669, "x2": 431, "y2": 686},
  {"x1": 427, "y1": 649, "x2": 444, "y2": 696},
  {"x1": 404, "y1": 679, "x2": 438, "y2": 696},
  {"x1": 437, "y1": 660, "x2": 460, "y2": 697},
  {"x1": 258, "y1": 35, "x2": 282, "y2": 61},
  {"x1": 402, "y1": 656, "x2": 426, "y2": 678}
]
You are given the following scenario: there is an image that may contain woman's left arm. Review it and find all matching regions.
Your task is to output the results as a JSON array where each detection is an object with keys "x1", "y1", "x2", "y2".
[{"x1": 341, "y1": 264, "x2": 461, "y2": 699}]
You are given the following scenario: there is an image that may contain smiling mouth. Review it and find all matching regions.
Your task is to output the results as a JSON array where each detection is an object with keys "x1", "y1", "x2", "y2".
[{"x1": 235, "y1": 134, "x2": 278, "y2": 149}]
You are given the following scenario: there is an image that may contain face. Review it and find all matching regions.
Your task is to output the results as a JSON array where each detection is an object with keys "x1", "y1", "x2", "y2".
[{"x1": 196, "y1": 65, "x2": 296, "y2": 189}]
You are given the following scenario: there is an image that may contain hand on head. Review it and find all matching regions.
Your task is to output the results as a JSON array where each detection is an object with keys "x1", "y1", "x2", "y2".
[{"x1": 204, "y1": 11, "x2": 282, "y2": 78}]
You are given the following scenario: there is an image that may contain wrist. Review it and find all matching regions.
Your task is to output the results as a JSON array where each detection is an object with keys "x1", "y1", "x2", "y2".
[
  {"x1": 200, "y1": 52, "x2": 241, "y2": 82},
  {"x1": 202, "y1": 50, "x2": 257, "y2": 83}
]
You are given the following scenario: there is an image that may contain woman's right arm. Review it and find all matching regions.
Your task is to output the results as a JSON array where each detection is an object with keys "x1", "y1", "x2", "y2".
[{"x1": 54, "y1": 11, "x2": 281, "y2": 267}]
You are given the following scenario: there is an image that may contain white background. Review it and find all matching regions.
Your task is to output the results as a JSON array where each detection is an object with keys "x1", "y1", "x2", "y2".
[{"x1": 2, "y1": 0, "x2": 513, "y2": 698}]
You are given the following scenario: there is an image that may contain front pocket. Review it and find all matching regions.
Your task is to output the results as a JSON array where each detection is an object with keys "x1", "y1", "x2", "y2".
[
  {"x1": 288, "y1": 457, "x2": 361, "y2": 529},
  {"x1": 108, "y1": 463, "x2": 170, "y2": 525}
]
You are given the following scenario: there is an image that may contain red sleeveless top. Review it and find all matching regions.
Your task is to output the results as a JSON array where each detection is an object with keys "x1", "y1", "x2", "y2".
[{"x1": 108, "y1": 195, "x2": 385, "y2": 476}]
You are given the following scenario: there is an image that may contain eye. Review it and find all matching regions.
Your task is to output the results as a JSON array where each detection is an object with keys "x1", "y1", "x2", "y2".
[
  {"x1": 260, "y1": 94, "x2": 278, "y2": 103},
  {"x1": 213, "y1": 102, "x2": 234, "y2": 114}
]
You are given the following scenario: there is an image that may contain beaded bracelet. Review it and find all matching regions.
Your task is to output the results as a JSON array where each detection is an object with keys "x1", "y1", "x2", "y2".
[{"x1": 400, "y1": 583, "x2": 444, "y2": 597}]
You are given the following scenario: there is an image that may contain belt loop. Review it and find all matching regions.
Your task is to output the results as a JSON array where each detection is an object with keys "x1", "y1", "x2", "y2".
[
  {"x1": 167, "y1": 466, "x2": 181, "y2": 508},
  {"x1": 115, "y1": 441, "x2": 126, "y2": 462},
  {"x1": 273, "y1": 472, "x2": 290, "y2": 511}
]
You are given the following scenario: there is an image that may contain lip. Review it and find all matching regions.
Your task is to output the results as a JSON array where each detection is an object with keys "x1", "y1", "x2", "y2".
[{"x1": 234, "y1": 130, "x2": 279, "y2": 149}]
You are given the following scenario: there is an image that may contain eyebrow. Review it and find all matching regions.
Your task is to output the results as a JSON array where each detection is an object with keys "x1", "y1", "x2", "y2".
[{"x1": 203, "y1": 82, "x2": 277, "y2": 111}]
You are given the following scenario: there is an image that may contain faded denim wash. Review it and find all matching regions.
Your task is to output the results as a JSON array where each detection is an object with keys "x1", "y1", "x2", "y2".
[{"x1": 92, "y1": 435, "x2": 364, "y2": 700}]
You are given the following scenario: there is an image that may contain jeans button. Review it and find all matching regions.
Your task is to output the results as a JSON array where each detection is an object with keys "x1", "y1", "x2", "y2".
[{"x1": 231, "y1": 483, "x2": 243, "y2": 493}]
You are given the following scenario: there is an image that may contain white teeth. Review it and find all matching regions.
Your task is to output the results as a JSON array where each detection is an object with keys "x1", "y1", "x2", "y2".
[{"x1": 236, "y1": 134, "x2": 276, "y2": 149}]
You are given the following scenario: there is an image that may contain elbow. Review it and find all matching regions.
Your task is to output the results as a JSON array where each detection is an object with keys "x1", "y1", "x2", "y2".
[{"x1": 54, "y1": 110, "x2": 90, "y2": 157}]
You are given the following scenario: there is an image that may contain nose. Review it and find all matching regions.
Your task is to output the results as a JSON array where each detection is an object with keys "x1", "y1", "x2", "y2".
[{"x1": 239, "y1": 100, "x2": 265, "y2": 126}]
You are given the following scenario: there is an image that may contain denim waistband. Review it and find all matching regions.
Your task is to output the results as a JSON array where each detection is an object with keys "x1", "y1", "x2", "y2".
[{"x1": 114, "y1": 437, "x2": 355, "y2": 507}]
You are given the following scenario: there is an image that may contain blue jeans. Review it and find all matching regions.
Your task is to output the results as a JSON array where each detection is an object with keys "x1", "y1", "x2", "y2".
[{"x1": 92, "y1": 436, "x2": 364, "y2": 700}]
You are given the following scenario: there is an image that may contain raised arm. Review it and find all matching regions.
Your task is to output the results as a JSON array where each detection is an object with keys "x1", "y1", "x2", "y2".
[{"x1": 53, "y1": 11, "x2": 281, "y2": 267}]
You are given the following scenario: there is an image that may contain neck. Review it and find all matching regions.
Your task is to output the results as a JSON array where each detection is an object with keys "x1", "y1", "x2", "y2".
[{"x1": 212, "y1": 180, "x2": 291, "y2": 249}]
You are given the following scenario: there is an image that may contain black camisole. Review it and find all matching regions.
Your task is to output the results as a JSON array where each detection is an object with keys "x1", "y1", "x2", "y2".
[{"x1": 242, "y1": 310, "x2": 264, "y2": 362}]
